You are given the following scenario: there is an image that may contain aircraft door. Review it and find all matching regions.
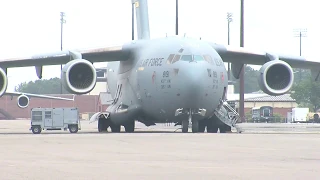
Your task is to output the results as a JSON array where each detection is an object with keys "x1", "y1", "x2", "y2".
[{"x1": 137, "y1": 67, "x2": 157, "y2": 112}]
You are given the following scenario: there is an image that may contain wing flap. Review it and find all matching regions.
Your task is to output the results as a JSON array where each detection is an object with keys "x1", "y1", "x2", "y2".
[{"x1": 5, "y1": 92, "x2": 75, "y2": 101}]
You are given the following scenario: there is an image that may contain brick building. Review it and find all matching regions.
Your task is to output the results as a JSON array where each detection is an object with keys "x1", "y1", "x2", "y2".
[
  {"x1": 0, "y1": 67, "x2": 113, "y2": 120},
  {"x1": 0, "y1": 94, "x2": 99, "y2": 119},
  {"x1": 97, "y1": 92, "x2": 113, "y2": 112},
  {"x1": 229, "y1": 93, "x2": 297, "y2": 118}
]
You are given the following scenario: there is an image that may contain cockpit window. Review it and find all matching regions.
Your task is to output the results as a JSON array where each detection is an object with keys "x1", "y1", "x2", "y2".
[
  {"x1": 181, "y1": 55, "x2": 193, "y2": 61},
  {"x1": 167, "y1": 54, "x2": 208, "y2": 64},
  {"x1": 171, "y1": 55, "x2": 181, "y2": 64},
  {"x1": 193, "y1": 55, "x2": 204, "y2": 61},
  {"x1": 166, "y1": 54, "x2": 175, "y2": 64},
  {"x1": 203, "y1": 55, "x2": 214, "y2": 64}
]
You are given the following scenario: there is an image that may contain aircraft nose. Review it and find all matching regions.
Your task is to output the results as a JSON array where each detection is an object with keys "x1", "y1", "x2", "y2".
[{"x1": 177, "y1": 63, "x2": 207, "y2": 107}]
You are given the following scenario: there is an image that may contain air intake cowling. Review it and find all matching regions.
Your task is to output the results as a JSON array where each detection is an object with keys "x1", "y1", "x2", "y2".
[
  {"x1": 0, "y1": 67, "x2": 8, "y2": 97},
  {"x1": 17, "y1": 94, "x2": 29, "y2": 108},
  {"x1": 258, "y1": 60, "x2": 294, "y2": 96},
  {"x1": 61, "y1": 59, "x2": 97, "y2": 95}
]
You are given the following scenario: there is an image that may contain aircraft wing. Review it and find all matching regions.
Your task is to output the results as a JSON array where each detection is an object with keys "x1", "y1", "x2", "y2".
[
  {"x1": 210, "y1": 43, "x2": 319, "y2": 69},
  {"x1": 5, "y1": 91, "x2": 75, "y2": 101},
  {"x1": 0, "y1": 44, "x2": 132, "y2": 68}
]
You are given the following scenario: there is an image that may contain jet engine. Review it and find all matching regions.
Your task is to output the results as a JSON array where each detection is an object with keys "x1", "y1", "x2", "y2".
[
  {"x1": 17, "y1": 94, "x2": 29, "y2": 108},
  {"x1": 61, "y1": 59, "x2": 97, "y2": 94},
  {"x1": 258, "y1": 60, "x2": 294, "y2": 96},
  {"x1": 0, "y1": 67, "x2": 8, "y2": 97}
]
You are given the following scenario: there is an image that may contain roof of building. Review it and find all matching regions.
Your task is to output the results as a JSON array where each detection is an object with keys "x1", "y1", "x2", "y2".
[
  {"x1": 227, "y1": 93, "x2": 296, "y2": 102},
  {"x1": 227, "y1": 93, "x2": 270, "y2": 101},
  {"x1": 98, "y1": 92, "x2": 113, "y2": 105},
  {"x1": 244, "y1": 93, "x2": 296, "y2": 102}
]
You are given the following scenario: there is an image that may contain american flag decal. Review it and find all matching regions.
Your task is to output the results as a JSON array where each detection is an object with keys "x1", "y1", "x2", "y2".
[
  {"x1": 220, "y1": 72, "x2": 224, "y2": 82},
  {"x1": 152, "y1": 71, "x2": 156, "y2": 83}
]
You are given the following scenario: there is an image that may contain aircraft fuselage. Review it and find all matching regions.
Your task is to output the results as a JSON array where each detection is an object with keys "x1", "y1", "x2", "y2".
[{"x1": 106, "y1": 36, "x2": 228, "y2": 126}]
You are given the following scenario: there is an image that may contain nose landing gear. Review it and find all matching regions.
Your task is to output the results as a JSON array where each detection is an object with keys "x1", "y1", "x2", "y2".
[{"x1": 181, "y1": 109, "x2": 200, "y2": 133}]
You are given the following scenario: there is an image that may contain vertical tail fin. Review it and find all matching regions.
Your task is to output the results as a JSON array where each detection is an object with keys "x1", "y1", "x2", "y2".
[{"x1": 132, "y1": 0, "x2": 150, "y2": 40}]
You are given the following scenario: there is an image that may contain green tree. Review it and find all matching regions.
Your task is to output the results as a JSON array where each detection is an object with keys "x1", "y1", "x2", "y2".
[
  {"x1": 14, "y1": 77, "x2": 71, "y2": 94},
  {"x1": 233, "y1": 66, "x2": 260, "y2": 93},
  {"x1": 291, "y1": 73, "x2": 320, "y2": 112}
]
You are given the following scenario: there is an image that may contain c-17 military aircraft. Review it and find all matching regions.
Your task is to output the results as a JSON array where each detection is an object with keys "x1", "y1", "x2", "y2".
[{"x1": 0, "y1": 0, "x2": 319, "y2": 133}]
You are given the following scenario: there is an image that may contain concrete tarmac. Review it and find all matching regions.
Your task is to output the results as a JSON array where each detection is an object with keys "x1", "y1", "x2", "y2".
[{"x1": 0, "y1": 120, "x2": 320, "y2": 180}]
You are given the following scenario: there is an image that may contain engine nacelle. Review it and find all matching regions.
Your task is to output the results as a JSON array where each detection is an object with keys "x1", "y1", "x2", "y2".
[
  {"x1": 61, "y1": 59, "x2": 97, "y2": 94},
  {"x1": 0, "y1": 67, "x2": 8, "y2": 97},
  {"x1": 17, "y1": 95, "x2": 29, "y2": 108},
  {"x1": 258, "y1": 60, "x2": 294, "y2": 96}
]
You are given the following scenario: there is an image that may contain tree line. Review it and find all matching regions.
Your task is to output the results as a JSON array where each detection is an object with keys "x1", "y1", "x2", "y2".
[{"x1": 14, "y1": 77, "x2": 71, "y2": 94}]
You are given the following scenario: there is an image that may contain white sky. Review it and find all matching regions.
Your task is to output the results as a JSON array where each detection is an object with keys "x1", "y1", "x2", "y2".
[{"x1": 0, "y1": 0, "x2": 318, "y2": 91}]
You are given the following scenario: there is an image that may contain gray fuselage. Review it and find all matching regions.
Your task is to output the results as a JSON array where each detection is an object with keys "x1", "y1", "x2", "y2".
[{"x1": 106, "y1": 36, "x2": 228, "y2": 125}]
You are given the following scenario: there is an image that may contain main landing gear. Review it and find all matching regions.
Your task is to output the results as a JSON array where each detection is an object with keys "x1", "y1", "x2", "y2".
[
  {"x1": 181, "y1": 113, "x2": 232, "y2": 133},
  {"x1": 98, "y1": 115, "x2": 135, "y2": 133}
]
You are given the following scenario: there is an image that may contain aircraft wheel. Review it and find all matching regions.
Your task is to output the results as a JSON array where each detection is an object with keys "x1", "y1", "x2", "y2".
[
  {"x1": 181, "y1": 119, "x2": 189, "y2": 133},
  {"x1": 124, "y1": 121, "x2": 135, "y2": 133},
  {"x1": 110, "y1": 124, "x2": 121, "y2": 132},
  {"x1": 192, "y1": 120, "x2": 199, "y2": 133},
  {"x1": 219, "y1": 124, "x2": 231, "y2": 133},
  {"x1": 225, "y1": 125, "x2": 232, "y2": 132},
  {"x1": 98, "y1": 118, "x2": 109, "y2": 132},
  {"x1": 198, "y1": 120, "x2": 206, "y2": 132},
  {"x1": 207, "y1": 120, "x2": 218, "y2": 133}
]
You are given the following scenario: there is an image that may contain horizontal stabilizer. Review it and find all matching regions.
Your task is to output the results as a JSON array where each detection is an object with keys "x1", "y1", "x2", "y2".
[{"x1": 5, "y1": 92, "x2": 75, "y2": 101}]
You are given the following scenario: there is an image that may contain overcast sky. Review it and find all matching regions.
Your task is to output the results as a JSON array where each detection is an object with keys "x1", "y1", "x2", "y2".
[{"x1": 0, "y1": 0, "x2": 318, "y2": 91}]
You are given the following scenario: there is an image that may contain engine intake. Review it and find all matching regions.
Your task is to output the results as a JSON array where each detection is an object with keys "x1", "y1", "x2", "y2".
[
  {"x1": 258, "y1": 60, "x2": 294, "y2": 96},
  {"x1": 17, "y1": 95, "x2": 29, "y2": 108},
  {"x1": 0, "y1": 67, "x2": 8, "y2": 97},
  {"x1": 61, "y1": 59, "x2": 97, "y2": 94}
]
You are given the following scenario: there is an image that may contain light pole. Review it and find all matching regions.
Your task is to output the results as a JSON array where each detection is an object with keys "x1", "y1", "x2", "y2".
[
  {"x1": 60, "y1": 12, "x2": 66, "y2": 94},
  {"x1": 176, "y1": 0, "x2": 178, "y2": 35},
  {"x1": 293, "y1": 28, "x2": 307, "y2": 82},
  {"x1": 239, "y1": 0, "x2": 245, "y2": 123},
  {"x1": 226, "y1": 12, "x2": 233, "y2": 81}
]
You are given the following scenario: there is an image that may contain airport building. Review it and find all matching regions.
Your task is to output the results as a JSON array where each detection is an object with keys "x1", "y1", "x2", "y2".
[{"x1": 227, "y1": 85, "x2": 297, "y2": 119}]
